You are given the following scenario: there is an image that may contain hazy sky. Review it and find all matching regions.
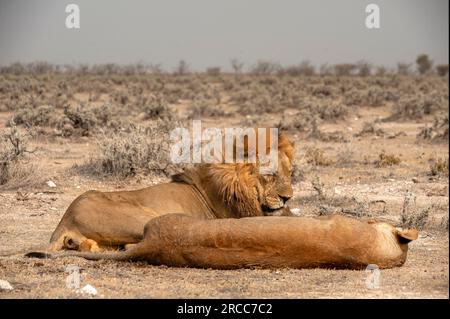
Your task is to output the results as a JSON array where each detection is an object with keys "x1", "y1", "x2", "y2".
[{"x1": 0, "y1": 0, "x2": 448, "y2": 71}]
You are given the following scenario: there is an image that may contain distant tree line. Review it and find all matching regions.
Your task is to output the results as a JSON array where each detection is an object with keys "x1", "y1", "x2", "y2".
[{"x1": 0, "y1": 54, "x2": 447, "y2": 77}]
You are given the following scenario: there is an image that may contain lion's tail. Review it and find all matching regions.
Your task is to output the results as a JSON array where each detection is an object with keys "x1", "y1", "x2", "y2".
[{"x1": 25, "y1": 250, "x2": 133, "y2": 261}]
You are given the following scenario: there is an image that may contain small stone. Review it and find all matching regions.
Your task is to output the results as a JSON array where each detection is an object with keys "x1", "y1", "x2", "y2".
[
  {"x1": 46, "y1": 181, "x2": 57, "y2": 188},
  {"x1": 0, "y1": 279, "x2": 13, "y2": 290},
  {"x1": 412, "y1": 178, "x2": 419, "y2": 183},
  {"x1": 76, "y1": 284, "x2": 97, "y2": 295}
]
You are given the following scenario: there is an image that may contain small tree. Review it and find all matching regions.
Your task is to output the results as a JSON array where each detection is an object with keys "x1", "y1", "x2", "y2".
[
  {"x1": 206, "y1": 67, "x2": 221, "y2": 76},
  {"x1": 319, "y1": 63, "x2": 332, "y2": 75},
  {"x1": 436, "y1": 64, "x2": 449, "y2": 77},
  {"x1": 230, "y1": 58, "x2": 244, "y2": 74},
  {"x1": 397, "y1": 62, "x2": 412, "y2": 75},
  {"x1": 375, "y1": 66, "x2": 387, "y2": 76},
  {"x1": 416, "y1": 54, "x2": 433, "y2": 75},
  {"x1": 175, "y1": 60, "x2": 189, "y2": 75},
  {"x1": 357, "y1": 61, "x2": 372, "y2": 76},
  {"x1": 250, "y1": 60, "x2": 280, "y2": 75},
  {"x1": 334, "y1": 64, "x2": 356, "y2": 76}
]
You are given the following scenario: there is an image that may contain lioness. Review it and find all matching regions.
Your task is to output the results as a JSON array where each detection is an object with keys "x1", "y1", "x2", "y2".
[
  {"x1": 30, "y1": 214, "x2": 418, "y2": 269},
  {"x1": 43, "y1": 131, "x2": 295, "y2": 253}
]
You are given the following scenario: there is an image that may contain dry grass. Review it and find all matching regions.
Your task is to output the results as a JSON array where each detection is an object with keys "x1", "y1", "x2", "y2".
[
  {"x1": 374, "y1": 151, "x2": 401, "y2": 167},
  {"x1": 400, "y1": 192, "x2": 430, "y2": 230},
  {"x1": 0, "y1": 126, "x2": 44, "y2": 189},
  {"x1": 305, "y1": 147, "x2": 333, "y2": 166},
  {"x1": 430, "y1": 157, "x2": 449, "y2": 177},
  {"x1": 76, "y1": 124, "x2": 177, "y2": 178}
]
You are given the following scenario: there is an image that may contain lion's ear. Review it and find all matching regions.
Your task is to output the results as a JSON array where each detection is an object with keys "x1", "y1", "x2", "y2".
[{"x1": 395, "y1": 228, "x2": 418, "y2": 243}]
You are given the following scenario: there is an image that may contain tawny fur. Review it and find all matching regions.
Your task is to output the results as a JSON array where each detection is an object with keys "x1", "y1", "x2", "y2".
[
  {"x1": 40, "y1": 132, "x2": 295, "y2": 253},
  {"x1": 30, "y1": 214, "x2": 418, "y2": 270}
]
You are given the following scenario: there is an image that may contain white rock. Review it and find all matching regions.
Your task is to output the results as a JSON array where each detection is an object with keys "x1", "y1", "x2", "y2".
[
  {"x1": 76, "y1": 284, "x2": 97, "y2": 295},
  {"x1": 46, "y1": 180, "x2": 57, "y2": 188},
  {"x1": 334, "y1": 187, "x2": 342, "y2": 195},
  {"x1": 290, "y1": 208, "x2": 301, "y2": 216},
  {"x1": 0, "y1": 279, "x2": 13, "y2": 290}
]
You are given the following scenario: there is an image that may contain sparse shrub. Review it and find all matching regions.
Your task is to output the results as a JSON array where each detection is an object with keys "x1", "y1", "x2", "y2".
[
  {"x1": 375, "y1": 151, "x2": 401, "y2": 167},
  {"x1": 206, "y1": 67, "x2": 221, "y2": 76},
  {"x1": 416, "y1": 54, "x2": 433, "y2": 75},
  {"x1": 10, "y1": 105, "x2": 56, "y2": 127},
  {"x1": 400, "y1": 192, "x2": 429, "y2": 230},
  {"x1": 305, "y1": 147, "x2": 332, "y2": 166},
  {"x1": 356, "y1": 61, "x2": 372, "y2": 77},
  {"x1": 278, "y1": 111, "x2": 318, "y2": 133},
  {"x1": 142, "y1": 95, "x2": 174, "y2": 121},
  {"x1": 188, "y1": 98, "x2": 226, "y2": 119},
  {"x1": 417, "y1": 112, "x2": 449, "y2": 142},
  {"x1": 397, "y1": 63, "x2": 412, "y2": 75},
  {"x1": 250, "y1": 60, "x2": 280, "y2": 75},
  {"x1": 388, "y1": 94, "x2": 445, "y2": 121},
  {"x1": 429, "y1": 157, "x2": 449, "y2": 177},
  {"x1": 230, "y1": 58, "x2": 244, "y2": 74},
  {"x1": 60, "y1": 104, "x2": 119, "y2": 136},
  {"x1": 174, "y1": 60, "x2": 189, "y2": 75},
  {"x1": 436, "y1": 64, "x2": 449, "y2": 77},
  {"x1": 375, "y1": 66, "x2": 387, "y2": 76},
  {"x1": 313, "y1": 101, "x2": 348, "y2": 121},
  {"x1": 311, "y1": 175, "x2": 325, "y2": 197},
  {"x1": 280, "y1": 61, "x2": 315, "y2": 76},
  {"x1": 79, "y1": 125, "x2": 175, "y2": 178},
  {"x1": 334, "y1": 64, "x2": 356, "y2": 76},
  {"x1": 0, "y1": 125, "x2": 40, "y2": 188},
  {"x1": 356, "y1": 122, "x2": 385, "y2": 137}
]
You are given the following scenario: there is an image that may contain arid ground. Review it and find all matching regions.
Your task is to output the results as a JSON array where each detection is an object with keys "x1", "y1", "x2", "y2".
[{"x1": 0, "y1": 66, "x2": 448, "y2": 298}]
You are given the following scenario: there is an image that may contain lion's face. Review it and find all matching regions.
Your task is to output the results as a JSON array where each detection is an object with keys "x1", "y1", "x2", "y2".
[
  {"x1": 185, "y1": 132, "x2": 295, "y2": 218},
  {"x1": 259, "y1": 150, "x2": 294, "y2": 214}
]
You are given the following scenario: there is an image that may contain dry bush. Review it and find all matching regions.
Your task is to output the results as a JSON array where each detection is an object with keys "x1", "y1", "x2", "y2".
[
  {"x1": 417, "y1": 112, "x2": 449, "y2": 142},
  {"x1": 77, "y1": 124, "x2": 176, "y2": 178},
  {"x1": 60, "y1": 104, "x2": 120, "y2": 137},
  {"x1": 206, "y1": 67, "x2": 221, "y2": 76},
  {"x1": 250, "y1": 61, "x2": 281, "y2": 75},
  {"x1": 10, "y1": 105, "x2": 57, "y2": 127},
  {"x1": 333, "y1": 64, "x2": 356, "y2": 76},
  {"x1": 356, "y1": 122, "x2": 385, "y2": 137},
  {"x1": 0, "y1": 126, "x2": 42, "y2": 189},
  {"x1": 312, "y1": 101, "x2": 348, "y2": 121},
  {"x1": 400, "y1": 192, "x2": 429, "y2": 230},
  {"x1": 397, "y1": 62, "x2": 412, "y2": 75},
  {"x1": 387, "y1": 94, "x2": 446, "y2": 121},
  {"x1": 436, "y1": 64, "x2": 449, "y2": 77},
  {"x1": 311, "y1": 175, "x2": 325, "y2": 197},
  {"x1": 305, "y1": 147, "x2": 332, "y2": 166},
  {"x1": 416, "y1": 54, "x2": 433, "y2": 75},
  {"x1": 344, "y1": 87, "x2": 395, "y2": 107},
  {"x1": 279, "y1": 61, "x2": 315, "y2": 76},
  {"x1": 278, "y1": 111, "x2": 318, "y2": 133},
  {"x1": 429, "y1": 157, "x2": 449, "y2": 177},
  {"x1": 374, "y1": 151, "x2": 401, "y2": 167},
  {"x1": 142, "y1": 95, "x2": 174, "y2": 121},
  {"x1": 188, "y1": 98, "x2": 226, "y2": 119},
  {"x1": 356, "y1": 61, "x2": 372, "y2": 76}
]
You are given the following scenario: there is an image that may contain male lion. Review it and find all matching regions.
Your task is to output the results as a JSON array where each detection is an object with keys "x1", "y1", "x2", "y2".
[
  {"x1": 42, "y1": 131, "x2": 295, "y2": 253},
  {"x1": 30, "y1": 214, "x2": 418, "y2": 269}
]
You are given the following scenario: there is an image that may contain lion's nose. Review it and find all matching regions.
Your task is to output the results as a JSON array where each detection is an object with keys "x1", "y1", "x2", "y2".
[{"x1": 280, "y1": 194, "x2": 291, "y2": 203}]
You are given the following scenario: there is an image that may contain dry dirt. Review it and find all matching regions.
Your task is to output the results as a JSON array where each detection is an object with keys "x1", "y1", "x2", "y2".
[{"x1": 0, "y1": 74, "x2": 448, "y2": 299}]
